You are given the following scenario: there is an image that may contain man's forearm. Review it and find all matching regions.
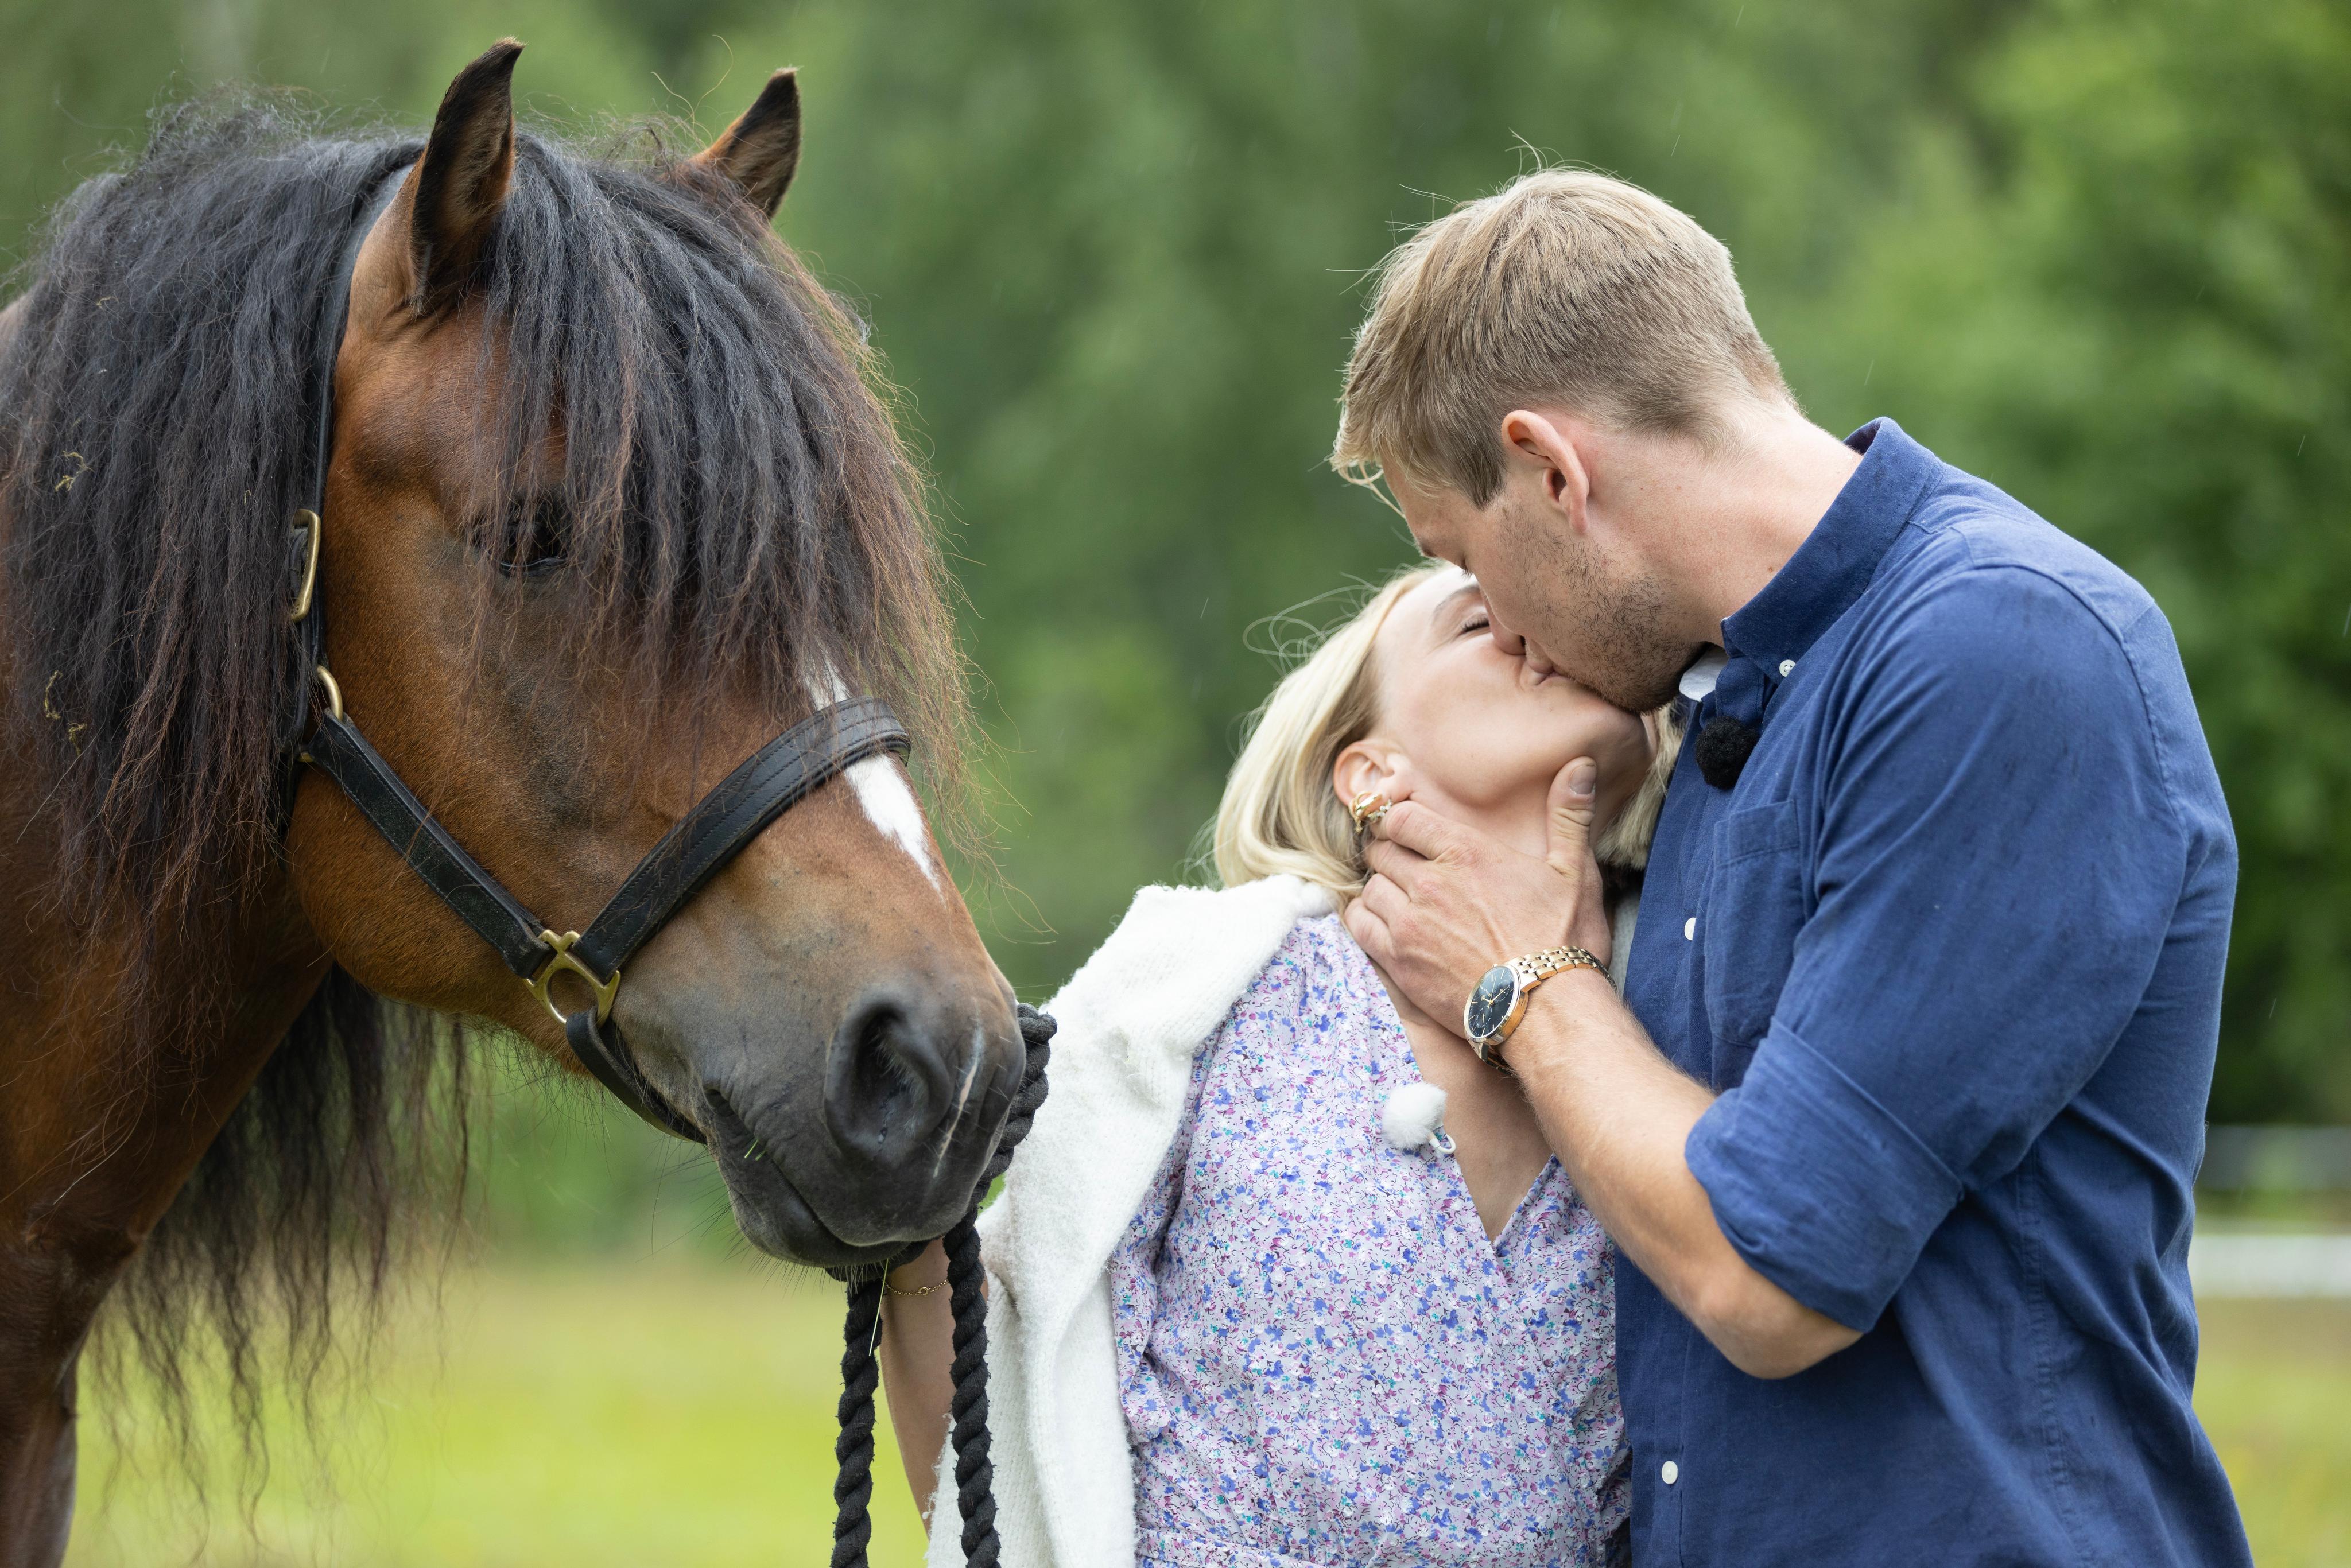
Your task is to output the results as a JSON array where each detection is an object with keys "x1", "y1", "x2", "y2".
[
  {"x1": 1339, "y1": 781, "x2": 1859, "y2": 1374},
  {"x1": 1508, "y1": 969, "x2": 1859, "y2": 1378}
]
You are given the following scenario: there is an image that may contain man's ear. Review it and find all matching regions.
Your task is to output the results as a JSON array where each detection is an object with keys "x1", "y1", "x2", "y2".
[
  {"x1": 406, "y1": 40, "x2": 522, "y2": 309},
  {"x1": 1333, "y1": 741, "x2": 1406, "y2": 812},
  {"x1": 690, "y1": 68, "x2": 802, "y2": 219},
  {"x1": 1500, "y1": 409, "x2": 1593, "y2": 535}
]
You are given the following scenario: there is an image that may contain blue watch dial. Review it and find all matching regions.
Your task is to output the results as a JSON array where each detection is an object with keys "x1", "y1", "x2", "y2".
[{"x1": 1465, "y1": 963, "x2": 1519, "y2": 1041}]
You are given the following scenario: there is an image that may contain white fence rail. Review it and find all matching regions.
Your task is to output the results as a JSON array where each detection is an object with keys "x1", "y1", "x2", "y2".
[
  {"x1": 2192, "y1": 1125, "x2": 2351, "y2": 1298},
  {"x1": 2199, "y1": 1124, "x2": 2351, "y2": 1195},
  {"x1": 2190, "y1": 1229, "x2": 2351, "y2": 1299}
]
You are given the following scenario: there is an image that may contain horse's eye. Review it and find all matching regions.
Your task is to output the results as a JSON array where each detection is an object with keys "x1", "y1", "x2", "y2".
[{"x1": 494, "y1": 496, "x2": 568, "y2": 577}]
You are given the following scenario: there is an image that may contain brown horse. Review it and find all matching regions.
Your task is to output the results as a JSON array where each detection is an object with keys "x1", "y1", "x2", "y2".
[{"x1": 0, "y1": 42, "x2": 1019, "y2": 1562}]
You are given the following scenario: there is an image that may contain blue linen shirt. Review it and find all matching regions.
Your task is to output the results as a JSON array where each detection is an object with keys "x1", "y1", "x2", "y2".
[{"x1": 1619, "y1": 420, "x2": 2249, "y2": 1567}]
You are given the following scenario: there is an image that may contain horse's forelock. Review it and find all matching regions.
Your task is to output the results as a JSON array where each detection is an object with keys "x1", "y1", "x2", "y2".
[{"x1": 430, "y1": 130, "x2": 972, "y2": 849}]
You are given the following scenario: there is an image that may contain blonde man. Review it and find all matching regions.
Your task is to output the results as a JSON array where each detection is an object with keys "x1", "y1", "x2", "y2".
[{"x1": 1335, "y1": 169, "x2": 2249, "y2": 1567}]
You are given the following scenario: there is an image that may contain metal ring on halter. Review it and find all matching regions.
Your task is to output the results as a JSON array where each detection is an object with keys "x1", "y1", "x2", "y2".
[
  {"x1": 1349, "y1": 790, "x2": 1393, "y2": 833},
  {"x1": 526, "y1": 928, "x2": 622, "y2": 1026},
  {"x1": 313, "y1": 665, "x2": 344, "y2": 721},
  {"x1": 289, "y1": 508, "x2": 322, "y2": 622}
]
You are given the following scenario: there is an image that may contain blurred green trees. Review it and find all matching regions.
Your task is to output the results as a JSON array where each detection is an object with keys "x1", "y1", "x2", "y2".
[{"x1": 2, "y1": 0, "x2": 2340, "y2": 1120}]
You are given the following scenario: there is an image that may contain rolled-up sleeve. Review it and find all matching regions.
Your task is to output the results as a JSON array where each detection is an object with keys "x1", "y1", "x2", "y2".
[{"x1": 1686, "y1": 566, "x2": 2189, "y2": 1331}]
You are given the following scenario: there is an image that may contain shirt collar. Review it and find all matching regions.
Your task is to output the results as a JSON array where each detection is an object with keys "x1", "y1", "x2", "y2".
[{"x1": 1720, "y1": 418, "x2": 1938, "y2": 674}]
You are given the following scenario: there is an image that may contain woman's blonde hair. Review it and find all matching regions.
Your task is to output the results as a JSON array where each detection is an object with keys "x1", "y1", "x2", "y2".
[{"x1": 1211, "y1": 564, "x2": 1681, "y2": 904}]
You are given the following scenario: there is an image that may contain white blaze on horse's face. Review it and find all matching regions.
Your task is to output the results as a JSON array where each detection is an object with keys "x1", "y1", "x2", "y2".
[
  {"x1": 808, "y1": 666, "x2": 939, "y2": 887},
  {"x1": 848, "y1": 755, "x2": 939, "y2": 888}
]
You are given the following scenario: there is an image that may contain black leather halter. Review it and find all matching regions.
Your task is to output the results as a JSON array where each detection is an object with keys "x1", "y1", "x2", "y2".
[{"x1": 281, "y1": 169, "x2": 910, "y2": 1143}]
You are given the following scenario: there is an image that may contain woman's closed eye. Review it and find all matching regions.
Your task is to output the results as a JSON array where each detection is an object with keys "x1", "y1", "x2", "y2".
[{"x1": 1424, "y1": 577, "x2": 1495, "y2": 645}]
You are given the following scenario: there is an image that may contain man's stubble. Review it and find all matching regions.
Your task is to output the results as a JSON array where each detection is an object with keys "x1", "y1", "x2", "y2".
[{"x1": 1499, "y1": 499, "x2": 1694, "y2": 713}]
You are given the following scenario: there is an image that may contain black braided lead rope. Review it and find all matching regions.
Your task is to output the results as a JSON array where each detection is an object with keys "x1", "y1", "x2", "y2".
[
  {"x1": 830, "y1": 1271, "x2": 886, "y2": 1565},
  {"x1": 829, "y1": 1003, "x2": 1056, "y2": 1566},
  {"x1": 944, "y1": 1210, "x2": 997, "y2": 1562}
]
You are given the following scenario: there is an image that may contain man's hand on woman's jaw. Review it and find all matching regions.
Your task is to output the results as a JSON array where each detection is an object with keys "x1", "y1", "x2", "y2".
[
  {"x1": 1344, "y1": 758, "x2": 1612, "y2": 1026},
  {"x1": 1345, "y1": 755, "x2": 1864, "y2": 1382}
]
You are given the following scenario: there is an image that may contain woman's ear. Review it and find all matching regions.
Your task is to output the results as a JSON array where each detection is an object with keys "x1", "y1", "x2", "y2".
[{"x1": 1333, "y1": 739, "x2": 1405, "y2": 810}]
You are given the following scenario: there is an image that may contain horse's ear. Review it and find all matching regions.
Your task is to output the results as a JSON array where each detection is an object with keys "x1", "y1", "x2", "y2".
[
  {"x1": 691, "y1": 68, "x2": 802, "y2": 219},
  {"x1": 407, "y1": 39, "x2": 522, "y2": 308}
]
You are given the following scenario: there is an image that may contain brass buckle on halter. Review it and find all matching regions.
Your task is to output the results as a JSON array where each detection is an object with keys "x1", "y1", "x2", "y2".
[
  {"x1": 529, "y1": 929, "x2": 621, "y2": 1027},
  {"x1": 290, "y1": 508, "x2": 322, "y2": 622},
  {"x1": 294, "y1": 666, "x2": 344, "y2": 766}
]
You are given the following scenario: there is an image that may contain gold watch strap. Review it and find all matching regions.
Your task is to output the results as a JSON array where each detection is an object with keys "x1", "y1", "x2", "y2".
[{"x1": 1518, "y1": 945, "x2": 1609, "y2": 985}]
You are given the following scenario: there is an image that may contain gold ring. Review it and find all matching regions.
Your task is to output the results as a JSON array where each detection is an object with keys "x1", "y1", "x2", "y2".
[{"x1": 1349, "y1": 791, "x2": 1394, "y2": 832}]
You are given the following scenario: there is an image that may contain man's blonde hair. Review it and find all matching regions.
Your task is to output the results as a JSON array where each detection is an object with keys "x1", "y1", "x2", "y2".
[
  {"x1": 1333, "y1": 168, "x2": 1791, "y2": 504},
  {"x1": 1212, "y1": 564, "x2": 1680, "y2": 905}
]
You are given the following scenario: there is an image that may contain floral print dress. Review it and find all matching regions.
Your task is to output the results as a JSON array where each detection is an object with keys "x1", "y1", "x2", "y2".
[{"x1": 1107, "y1": 915, "x2": 1630, "y2": 1568}]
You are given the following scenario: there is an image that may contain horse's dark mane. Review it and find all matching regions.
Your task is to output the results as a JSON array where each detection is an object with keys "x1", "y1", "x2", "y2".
[{"x1": 1, "y1": 90, "x2": 970, "y2": 1464}]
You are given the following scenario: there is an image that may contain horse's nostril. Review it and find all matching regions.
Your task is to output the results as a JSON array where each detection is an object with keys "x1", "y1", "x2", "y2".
[{"x1": 824, "y1": 992, "x2": 955, "y2": 1165}]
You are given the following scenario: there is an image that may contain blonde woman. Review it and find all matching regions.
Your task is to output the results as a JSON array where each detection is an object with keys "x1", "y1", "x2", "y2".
[{"x1": 882, "y1": 563, "x2": 1678, "y2": 1568}]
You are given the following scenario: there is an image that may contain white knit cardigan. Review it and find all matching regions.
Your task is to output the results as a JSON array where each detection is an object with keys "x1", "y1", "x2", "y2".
[{"x1": 922, "y1": 874, "x2": 1636, "y2": 1567}]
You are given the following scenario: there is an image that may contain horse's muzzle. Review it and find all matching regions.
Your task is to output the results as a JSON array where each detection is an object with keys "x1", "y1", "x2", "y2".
[{"x1": 702, "y1": 991, "x2": 1020, "y2": 1266}]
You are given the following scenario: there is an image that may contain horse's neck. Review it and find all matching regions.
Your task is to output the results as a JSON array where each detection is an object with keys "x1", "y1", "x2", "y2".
[
  {"x1": 0, "y1": 789, "x2": 327, "y2": 1255},
  {"x1": 0, "y1": 847, "x2": 320, "y2": 1568}
]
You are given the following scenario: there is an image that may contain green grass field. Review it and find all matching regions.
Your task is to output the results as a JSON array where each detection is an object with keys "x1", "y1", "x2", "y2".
[
  {"x1": 59, "y1": 1259, "x2": 2351, "y2": 1567},
  {"x1": 62, "y1": 1260, "x2": 933, "y2": 1568}
]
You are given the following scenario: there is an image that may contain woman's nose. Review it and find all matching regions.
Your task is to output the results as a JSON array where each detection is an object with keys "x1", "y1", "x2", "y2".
[{"x1": 1493, "y1": 618, "x2": 1558, "y2": 677}]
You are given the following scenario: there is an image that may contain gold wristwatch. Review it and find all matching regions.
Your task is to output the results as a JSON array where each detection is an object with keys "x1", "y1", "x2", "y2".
[{"x1": 1463, "y1": 946, "x2": 1608, "y2": 1068}]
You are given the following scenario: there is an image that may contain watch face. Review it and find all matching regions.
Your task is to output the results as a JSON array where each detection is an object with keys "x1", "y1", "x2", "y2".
[{"x1": 1465, "y1": 963, "x2": 1520, "y2": 1042}]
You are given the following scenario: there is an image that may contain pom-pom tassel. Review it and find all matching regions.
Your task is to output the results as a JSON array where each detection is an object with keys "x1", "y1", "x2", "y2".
[{"x1": 1382, "y1": 1082, "x2": 1454, "y2": 1155}]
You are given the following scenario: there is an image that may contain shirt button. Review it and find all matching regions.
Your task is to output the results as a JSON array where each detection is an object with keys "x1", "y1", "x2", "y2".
[
  {"x1": 1778, "y1": 658, "x2": 1796, "y2": 677},
  {"x1": 1683, "y1": 917, "x2": 1696, "y2": 941},
  {"x1": 1661, "y1": 1460, "x2": 1680, "y2": 1485}
]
